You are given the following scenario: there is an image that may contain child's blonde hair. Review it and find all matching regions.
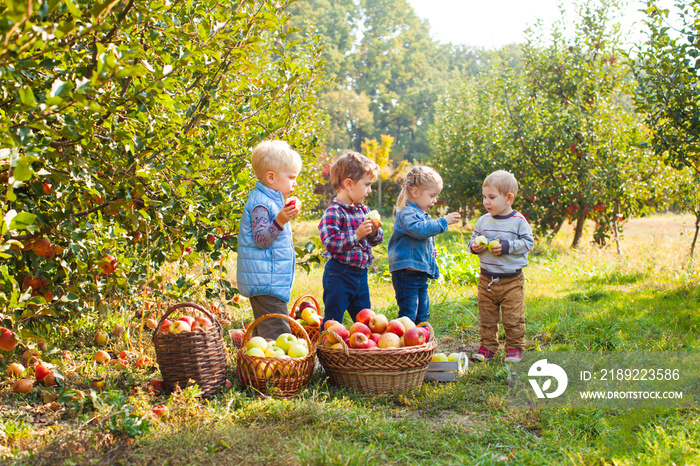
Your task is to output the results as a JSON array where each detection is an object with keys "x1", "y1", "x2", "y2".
[
  {"x1": 396, "y1": 166, "x2": 443, "y2": 211},
  {"x1": 251, "y1": 140, "x2": 302, "y2": 180},
  {"x1": 329, "y1": 151, "x2": 379, "y2": 192},
  {"x1": 483, "y1": 170, "x2": 518, "y2": 197}
]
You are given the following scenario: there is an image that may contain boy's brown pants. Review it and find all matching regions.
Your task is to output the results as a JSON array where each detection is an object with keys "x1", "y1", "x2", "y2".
[
  {"x1": 249, "y1": 295, "x2": 291, "y2": 340},
  {"x1": 477, "y1": 273, "x2": 526, "y2": 353}
]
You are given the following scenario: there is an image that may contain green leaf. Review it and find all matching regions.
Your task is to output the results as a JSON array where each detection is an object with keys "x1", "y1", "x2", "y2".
[
  {"x1": 18, "y1": 86, "x2": 36, "y2": 107},
  {"x1": 8, "y1": 211, "x2": 37, "y2": 230},
  {"x1": 64, "y1": 0, "x2": 83, "y2": 18}
]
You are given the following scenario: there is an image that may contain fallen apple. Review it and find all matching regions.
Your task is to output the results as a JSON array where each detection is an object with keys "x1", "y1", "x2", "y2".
[
  {"x1": 94, "y1": 331, "x2": 109, "y2": 346},
  {"x1": 34, "y1": 364, "x2": 51, "y2": 382},
  {"x1": 43, "y1": 373, "x2": 58, "y2": 387},
  {"x1": 149, "y1": 379, "x2": 165, "y2": 393},
  {"x1": 94, "y1": 350, "x2": 111, "y2": 364},
  {"x1": 6, "y1": 363, "x2": 25, "y2": 377},
  {"x1": 12, "y1": 379, "x2": 33, "y2": 394},
  {"x1": 152, "y1": 404, "x2": 168, "y2": 417}
]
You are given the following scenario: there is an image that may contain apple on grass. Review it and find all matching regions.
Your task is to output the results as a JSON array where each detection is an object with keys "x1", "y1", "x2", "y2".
[
  {"x1": 94, "y1": 350, "x2": 111, "y2": 363},
  {"x1": 149, "y1": 379, "x2": 165, "y2": 393},
  {"x1": 152, "y1": 404, "x2": 168, "y2": 417},
  {"x1": 34, "y1": 364, "x2": 51, "y2": 382},
  {"x1": 94, "y1": 331, "x2": 109, "y2": 346},
  {"x1": 12, "y1": 379, "x2": 33, "y2": 394},
  {"x1": 6, "y1": 363, "x2": 25, "y2": 377},
  {"x1": 368, "y1": 314, "x2": 389, "y2": 334},
  {"x1": 355, "y1": 308, "x2": 376, "y2": 326}
]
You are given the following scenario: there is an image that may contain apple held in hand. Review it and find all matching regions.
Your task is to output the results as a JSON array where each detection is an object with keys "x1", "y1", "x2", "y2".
[
  {"x1": 285, "y1": 196, "x2": 302, "y2": 209},
  {"x1": 366, "y1": 210, "x2": 381, "y2": 226},
  {"x1": 487, "y1": 239, "x2": 501, "y2": 253},
  {"x1": 474, "y1": 235, "x2": 489, "y2": 248},
  {"x1": 355, "y1": 308, "x2": 376, "y2": 326}
]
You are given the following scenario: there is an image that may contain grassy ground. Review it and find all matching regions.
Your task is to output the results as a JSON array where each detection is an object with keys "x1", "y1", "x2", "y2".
[{"x1": 2, "y1": 213, "x2": 699, "y2": 465}]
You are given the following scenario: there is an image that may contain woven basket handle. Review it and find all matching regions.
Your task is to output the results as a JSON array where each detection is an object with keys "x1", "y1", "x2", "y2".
[
  {"x1": 152, "y1": 302, "x2": 222, "y2": 341},
  {"x1": 321, "y1": 328, "x2": 352, "y2": 356},
  {"x1": 241, "y1": 313, "x2": 313, "y2": 348},
  {"x1": 418, "y1": 322, "x2": 435, "y2": 342},
  {"x1": 289, "y1": 294, "x2": 322, "y2": 318}
]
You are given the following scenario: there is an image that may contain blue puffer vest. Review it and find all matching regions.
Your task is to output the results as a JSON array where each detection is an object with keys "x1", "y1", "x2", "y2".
[{"x1": 236, "y1": 182, "x2": 295, "y2": 302}]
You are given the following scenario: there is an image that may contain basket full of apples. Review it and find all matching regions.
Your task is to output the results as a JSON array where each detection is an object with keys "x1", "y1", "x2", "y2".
[
  {"x1": 288, "y1": 295, "x2": 323, "y2": 344},
  {"x1": 152, "y1": 302, "x2": 228, "y2": 398},
  {"x1": 236, "y1": 313, "x2": 316, "y2": 398},
  {"x1": 316, "y1": 309, "x2": 437, "y2": 395}
]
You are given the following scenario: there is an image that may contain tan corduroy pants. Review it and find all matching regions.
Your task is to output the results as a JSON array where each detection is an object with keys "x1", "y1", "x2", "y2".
[
  {"x1": 249, "y1": 295, "x2": 291, "y2": 340},
  {"x1": 477, "y1": 273, "x2": 526, "y2": 353}
]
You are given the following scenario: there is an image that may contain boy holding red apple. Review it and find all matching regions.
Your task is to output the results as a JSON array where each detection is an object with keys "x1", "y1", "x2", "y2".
[
  {"x1": 318, "y1": 151, "x2": 383, "y2": 325},
  {"x1": 237, "y1": 140, "x2": 302, "y2": 339}
]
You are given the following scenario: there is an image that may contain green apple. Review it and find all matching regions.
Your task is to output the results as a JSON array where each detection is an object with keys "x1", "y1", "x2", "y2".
[
  {"x1": 431, "y1": 352, "x2": 448, "y2": 362},
  {"x1": 447, "y1": 353, "x2": 460, "y2": 361},
  {"x1": 487, "y1": 239, "x2": 501, "y2": 253},
  {"x1": 474, "y1": 235, "x2": 489, "y2": 247},
  {"x1": 275, "y1": 333, "x2": 297, "y2": 353},
  {"x1": 245, "y1": 347, "x2": 265, "y2": 357},
  {"x1": 265, "y1": 345, "x2": 286, "y2": 358},
  {"x1": 245, "y1": 336, "x2": 268, "y2": 352},
  {"x1": 287, "y1": 343, "x2": 309, "y2": 358}
]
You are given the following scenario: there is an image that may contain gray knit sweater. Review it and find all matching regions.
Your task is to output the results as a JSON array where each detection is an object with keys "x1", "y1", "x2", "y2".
[{"x1": 468, "y1": 211, "x2": 534, "y2": 277}]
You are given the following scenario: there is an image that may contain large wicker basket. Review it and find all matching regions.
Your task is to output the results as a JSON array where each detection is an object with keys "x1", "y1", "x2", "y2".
[
  {"x1": 236, "y1": 314, "x2": 316, "y2": 398},
  {"x1": 316, "y1": 324, "x2": 437, "y2": 395},
  {"x1": 288, "y1": 295, "x2": 323, "y2": 344},
  {"x1": 153, "y1": 302, "x2": 228, "y2": 398}
]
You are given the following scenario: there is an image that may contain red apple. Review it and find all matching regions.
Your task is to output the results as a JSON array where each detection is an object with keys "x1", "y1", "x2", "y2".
[
  {"x1": 326, "y1": 323, "x2": 349, "y2": 344},
  {"x1": 355, "y1": 308, "x2": 376, "y2": 326},
  {"x1": 323, "y1": 319, "x2": 340, "y2": 331},
  {"x1": 349, "y1": 332, "x2": 371, "y2": 349},
  {"x1": 191, "y1": 316, "x2": 212, "y2": 331},
  {"x1": 158, "y1": 319, "x2": 173, "y2": 334},
  {"x1": 177, "y1": 316, "x2": 196, "y2": 327},
  {"x1": 99, "y1": 254, "x2": 118, "y2": 274},
  {"x1": 397, "y1": 316, "x2": 416, "y2": 331},
  {"x1": 168, "y1": 320, "x2": 191, "y2": 333},
  {"x1": 285, "y1": 196, "x2": 301, "y2": 208},
  {"x1": 206, "y1": 234, "x2": 216, "y2": 245},
  {"x1": 370, "y1": 333, "x2": 382, "y2": 344},
  {"x1": 377, "y1": 332, "x2": 401, "y2": 348},
  {"x1": 0, "y1": 327, "x2": 19, "y2": 351},
  {"x1": 348, "y1": 322, "x2": 371, "y2": 338},
  {"x1": 403, "y1": 327, "x2": 427, "y2": 346},
  {"x1": 368, "y1": 314, "x2": 388, "y2": 334},
  {"x1": 149, "y1": 379, "x2": 165, "y2": 393},
  {"x1": 152, "y1": 404, "x2": 168, "y2": 417},
  {"x1": 366, "y1": 339, "x2": 378, "y2": 349},
  {"x1": 385, "y1": 319, "x2": 406, "y2": 337},
  {"x1": 42, "y1": 181, "x2": 52, "y2": 195},
  {"x1": 136, "y1": 356, "x2": 152, "y2": 368},
  {"x1": 34, "y1": 363, "x2": 51, "y2": 382},
  {"x1": 298, "y1": 300, "x2": 316, "y2": 312},
  {"x1": 32, "y1": 239, "x2": 52, "y2": 256},
  {"x1": 417, "y1": 323, "x2": 431, "y2": 340}
]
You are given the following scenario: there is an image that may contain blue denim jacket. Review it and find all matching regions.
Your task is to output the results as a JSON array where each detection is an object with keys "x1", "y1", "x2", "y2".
[{"x1": 387, "y1": 201, "x2": 448, "y2": 279}]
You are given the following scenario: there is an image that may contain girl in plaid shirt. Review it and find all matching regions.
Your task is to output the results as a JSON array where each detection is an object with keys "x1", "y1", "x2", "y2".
[{"x1": 319, "y1": 151, "x2": 383, "y2": 325}]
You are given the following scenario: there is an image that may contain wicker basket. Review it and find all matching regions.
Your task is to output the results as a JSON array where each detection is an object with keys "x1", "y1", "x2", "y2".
[
  {"x1": 316, "y1": 324, "x2": 437, "y2": 395},
  {"x1": 152, "y1": 302, "x2": 228, "y2": 398},
  {"x1": 288, "y1": 295, "x2": 323, "y2": 344},
  {"x1": 236, "y1": 314, "x2": 316, "y2": 398}
]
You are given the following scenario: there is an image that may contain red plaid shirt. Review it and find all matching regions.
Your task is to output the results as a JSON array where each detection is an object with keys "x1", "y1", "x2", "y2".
[{"x1": 318, "y1": 198, "x2": 383, "y2": 269}]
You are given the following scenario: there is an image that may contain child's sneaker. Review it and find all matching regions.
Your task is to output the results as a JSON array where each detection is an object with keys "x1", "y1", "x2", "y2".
[
  {"x1": 504, "y1": 349, "x2": 523, "y2": 363},
  {"x1": 472, "y1": 346, "x2": 494, "y2": 362}
]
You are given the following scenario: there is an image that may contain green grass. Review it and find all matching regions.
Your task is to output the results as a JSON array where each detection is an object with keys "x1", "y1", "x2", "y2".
[{"x1": 2, "y1": 214, "x2": 700, "y2": 465}]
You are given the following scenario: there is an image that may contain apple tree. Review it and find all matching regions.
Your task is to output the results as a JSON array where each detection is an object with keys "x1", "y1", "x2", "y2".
[{"x1": 0, "y1": 0, "x2": 326, "y2": 337}]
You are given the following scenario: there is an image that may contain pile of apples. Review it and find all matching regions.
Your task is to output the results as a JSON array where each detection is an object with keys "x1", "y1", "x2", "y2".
[
  {"x1": 156, "y1": 314, "x2": 213, "y2": 334},
  {"x1": 5, "y1": 348, "x2": 59, "y2": 395},
  {"x1": 292, "y1": 298, "x2": 322, "y2": 328},
  {"x1": 241, "y1": 333, "x2": 311, "y2": 378},
  {"x1": 320, "y1": 309, "x2": 430, "y2": 350}
]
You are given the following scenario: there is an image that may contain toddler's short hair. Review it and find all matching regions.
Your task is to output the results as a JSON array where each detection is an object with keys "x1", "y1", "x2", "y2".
[
  {"x1": 483, "y1": 170, "x2": 519, "y2": 197},
  {"x1": 329, "y1": 151, "x2": 379, "y2": 192},
  {"x1": 251, "y1": 140, "x2": 302, "y2": 180}
]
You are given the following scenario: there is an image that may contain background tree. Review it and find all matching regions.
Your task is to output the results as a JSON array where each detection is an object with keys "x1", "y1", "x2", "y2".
[
  {"x1": 634, "y1": 0, "x2": 700, "y2": 176},
  {"x1": 361, "y1": 134, "x2": 394, "y2": 212},
  {"x1": 0, "y1": 0, "x2": 326, "y2": 336}
]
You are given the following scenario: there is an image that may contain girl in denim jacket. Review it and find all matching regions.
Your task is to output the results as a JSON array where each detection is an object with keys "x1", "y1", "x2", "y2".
[{"x1": 387, "y1": 166, "x2": 461, "y2": 324}]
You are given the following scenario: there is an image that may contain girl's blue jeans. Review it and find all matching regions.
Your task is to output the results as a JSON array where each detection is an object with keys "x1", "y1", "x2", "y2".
[
  {"x1": 391, "y1": 269, "x2": 430, "y2": 324},
  {"x1": 322, "y1": 259, "x2": 371, "y2": 325}
]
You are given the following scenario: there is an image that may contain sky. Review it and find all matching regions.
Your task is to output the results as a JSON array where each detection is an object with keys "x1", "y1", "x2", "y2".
[{"x1": 406, "y1": 0, "x2": 677, "y2": 49}]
